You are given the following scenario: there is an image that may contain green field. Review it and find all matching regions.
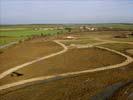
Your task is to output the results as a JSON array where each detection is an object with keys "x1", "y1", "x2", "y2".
[
  {"x1": 0, "y1": 25, "x2": 66, "y2": 46},
  {"x1": 0, "y1": 29, "x2": 63, "y2": 37},
  {"x1": 0, "y1": 23, "x2": 133, "y2": 46},
  {"x1": 91, "y1": 23, "x2": 133, "y2": 30}
]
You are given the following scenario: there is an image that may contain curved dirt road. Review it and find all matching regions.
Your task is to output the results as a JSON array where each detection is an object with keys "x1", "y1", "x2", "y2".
[
  {"x1": 0, "y1": 41, "x2": 132, "y2": 91},
  {"x1": 0, "y1": 40, "x2": 68, "y2": 79},
  {"x1": 93, "y1": 37, "x2": 133, "y2": 44}
]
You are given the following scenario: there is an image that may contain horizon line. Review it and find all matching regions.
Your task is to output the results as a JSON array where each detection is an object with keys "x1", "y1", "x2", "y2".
[{"x1": 1, "y1": 22, "x2": 133, "y2": 26}]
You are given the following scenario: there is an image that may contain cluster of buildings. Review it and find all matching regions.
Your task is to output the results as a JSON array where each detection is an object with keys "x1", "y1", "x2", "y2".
[
  {"x1": 80, "y1": 26, "x2": 97, "y2": 31},
  {"x1": 33, "y1": 26, "x2": 64, "y2": 31}
]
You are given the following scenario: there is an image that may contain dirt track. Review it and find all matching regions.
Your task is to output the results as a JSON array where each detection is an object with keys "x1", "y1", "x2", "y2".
[
  {"x1": 0, "y1": 39, "x2": 132, "y2": 91},
  {"x1": 0, "y1": 42, "x2": 18, "y2": 49},
  {"x1": 0, "y1": 47, "x2": 124, "y2": 85},
  {"x1": 0, "y1": 40, "x2": 67, "y2": 79},
  {"x1": 0, "y1": 41, "x2": 62, "y2": 73}
]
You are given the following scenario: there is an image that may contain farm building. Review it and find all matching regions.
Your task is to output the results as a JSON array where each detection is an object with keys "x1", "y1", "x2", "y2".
[{"x1": 80, "y1": 26, "x2": 97, "y2": 31}]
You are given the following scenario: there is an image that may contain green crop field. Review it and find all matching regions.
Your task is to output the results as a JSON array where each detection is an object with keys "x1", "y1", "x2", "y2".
[
  {"x1": 0, "y1": 25, "x2": 66, "y2": 46},
  {"x1": 0, "y1": 23, "x2": 133, "y2": 46},
  {"x1": 0, "y1": 29, "x2": 63, "y2": 37}
]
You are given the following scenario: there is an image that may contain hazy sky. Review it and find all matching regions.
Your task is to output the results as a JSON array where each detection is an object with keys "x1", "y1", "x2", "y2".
[{"x1": 0, "y1": 0, "x2": 133, "y2": 24}]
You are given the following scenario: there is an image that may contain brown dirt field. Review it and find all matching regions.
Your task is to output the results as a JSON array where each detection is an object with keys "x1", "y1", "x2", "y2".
[
  {"x1": 0, "y1": 47, "x2": 126, "y2": 85},
  {"x1": 0, "y1": 40, "x2": 62, "y2": 73},
  {"x1": 60, "y1": 39, "x2": 100, "y2": 46},
  {"x1": 99, "y1": 43, "x2": 133, "y2": 57},
  {"x1": 0, "y1": 62, "x2": 132, "y2": 100}
]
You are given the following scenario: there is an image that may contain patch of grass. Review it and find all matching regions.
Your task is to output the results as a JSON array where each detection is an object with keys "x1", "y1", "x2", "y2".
[
  {"x1": 0, "y1": 37, "x2": 18, "y2": 46},
  {"x1": 0, "y1": 29, "x2": 63, "y2": 37},
  {"x1": 0, "y1": 27, "x2": 66, "y2": 45}
]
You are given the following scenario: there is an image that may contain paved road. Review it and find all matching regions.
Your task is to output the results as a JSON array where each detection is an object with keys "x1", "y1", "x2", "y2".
[{"x1": 0, "y1": 39, "x2": 132, "y2": 91}]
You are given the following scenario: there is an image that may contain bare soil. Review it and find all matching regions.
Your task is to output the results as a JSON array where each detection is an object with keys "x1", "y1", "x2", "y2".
[
  {"x1": 0, "y1": 63, "x2": 132, "y2": 100},
  {"x1": 0, "y1": 47, "x2": 125, "y2": 85},
  {"x1": 0, "y1": 39, "x2": 62, "y2": 73},
  {"x1": 99, "y1": 43, "x2": 133, "y2": 57}
]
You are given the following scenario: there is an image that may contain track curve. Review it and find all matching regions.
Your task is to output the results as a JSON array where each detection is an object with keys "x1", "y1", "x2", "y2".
[{"x1": 0, "y1": 42, "x2": 132, "y2": 91}]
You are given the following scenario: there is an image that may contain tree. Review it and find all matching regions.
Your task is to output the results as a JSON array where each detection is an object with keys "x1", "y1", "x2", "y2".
[{"x1": 65, "y1": 27, "x2": 72, "y2": 33}]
